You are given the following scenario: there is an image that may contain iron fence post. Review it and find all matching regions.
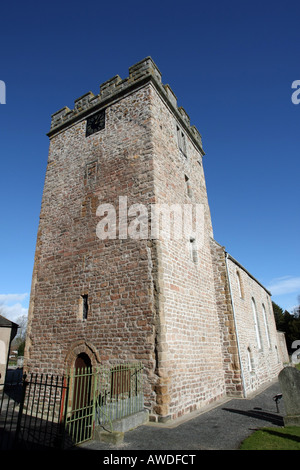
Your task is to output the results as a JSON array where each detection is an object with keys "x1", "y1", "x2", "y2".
[
  {"x1": 13, "y1": 373, "x2": 28, "y2": 448},
  {"x1": 60, "y1": 374, "x2": 70, "y2": 449}
]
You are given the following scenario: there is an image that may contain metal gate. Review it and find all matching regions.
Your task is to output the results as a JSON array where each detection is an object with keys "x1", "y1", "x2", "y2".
[
  {"x1": 0, "y1": 363, "x2": 144, "y2": 449},
  {"x1": 0, "y1": 369, "x2": 69, "y2": 450},
  {"x1": 65, "y1": 362, "x2": 144, "y2": 444},
  {"x1": 65, "y1": 366, "x2": 95, "y2": 445}
]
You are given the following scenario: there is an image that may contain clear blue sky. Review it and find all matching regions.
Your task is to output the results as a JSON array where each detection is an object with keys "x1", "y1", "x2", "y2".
[{"x1": 0, "y1": 0, "x2": 299, "y2": 322}]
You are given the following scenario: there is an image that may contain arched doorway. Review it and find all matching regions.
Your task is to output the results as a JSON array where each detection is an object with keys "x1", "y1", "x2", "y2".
[
  {"x1": 74, "y1": 352, "x2": 91, "y2": 371},
  {"x1": 73, "y1": 352, "x2": 92, "y2": 414},
  {"x1": 64, "y1": 340, "x2": 100, "y2": 372}
]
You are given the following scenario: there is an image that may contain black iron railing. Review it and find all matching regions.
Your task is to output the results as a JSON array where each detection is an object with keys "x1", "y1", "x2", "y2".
[{"x1": 0, "y1": 362, "x2": 144, "y2": 449}]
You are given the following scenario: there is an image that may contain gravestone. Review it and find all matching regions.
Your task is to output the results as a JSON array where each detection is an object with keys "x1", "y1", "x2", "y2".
[{"x1": 278, "y1": 367, "x2": 300, "y2": 426}]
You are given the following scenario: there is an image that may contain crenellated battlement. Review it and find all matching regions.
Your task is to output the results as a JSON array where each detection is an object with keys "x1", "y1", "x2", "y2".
[{"x1": 48, "y1": 57, "x2": 203, "y2": 152}]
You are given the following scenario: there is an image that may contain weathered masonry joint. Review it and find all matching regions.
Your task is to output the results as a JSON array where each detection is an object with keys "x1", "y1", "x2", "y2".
[{"x1": 25, "y1": 57, "x2": 288, "y2": 423}]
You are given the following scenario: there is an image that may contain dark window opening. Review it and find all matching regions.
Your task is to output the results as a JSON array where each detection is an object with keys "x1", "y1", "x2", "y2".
[
  {"x1": 86, "y1": 109, "x2": 105, "y2": 137},
  {"x1": 82, "y1": 294, "x2": 88, "y2": 320}
]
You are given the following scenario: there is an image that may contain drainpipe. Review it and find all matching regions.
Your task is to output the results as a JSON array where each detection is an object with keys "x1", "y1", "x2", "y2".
[{"x1": 225, "y1": 252, "x2": 246, "y2": 398}]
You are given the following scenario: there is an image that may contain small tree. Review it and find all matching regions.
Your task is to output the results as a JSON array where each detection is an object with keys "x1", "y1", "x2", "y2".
[
  {"x1": 273, "y1": 298, "x2": 300, "y2": 353},
  {"x1": 292, "y1": 295, "x2": 300, "y2": 318},
  {"x1": 11, "y1": 314, "x2": 28, "y2": 357}
]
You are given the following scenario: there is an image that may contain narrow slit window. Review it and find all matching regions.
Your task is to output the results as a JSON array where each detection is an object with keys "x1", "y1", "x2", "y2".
[
  {"x1": 247, "y1": 347, "x2": 253, "y2": 372},
  {"x1": 189, "y1": 237, "x2": 198, "y2": 263},
  {"x1": 185, "y1": 175, "x2": 192, "y2": 198},
  {"x1": 82, "y1": 294, "x2": 88, "y2": 320},
  {"x1": 177, "y1": 125, "x2": 187, "y2": 156}
]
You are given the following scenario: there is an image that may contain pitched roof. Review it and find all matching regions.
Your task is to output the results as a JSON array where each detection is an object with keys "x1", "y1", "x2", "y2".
[{"x1": 0, "y1": 314, "x2": 19, "y2": 329}]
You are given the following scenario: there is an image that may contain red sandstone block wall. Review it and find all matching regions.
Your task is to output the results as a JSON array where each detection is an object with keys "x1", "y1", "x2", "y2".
[{"x1": 25, "y1": 85, "x2": 158, "y2": 409}]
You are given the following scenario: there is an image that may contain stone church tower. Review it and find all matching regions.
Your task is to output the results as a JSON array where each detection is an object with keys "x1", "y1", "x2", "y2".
[{"x1": 25, "y1": 58, "x2": 286, "y2": 422}]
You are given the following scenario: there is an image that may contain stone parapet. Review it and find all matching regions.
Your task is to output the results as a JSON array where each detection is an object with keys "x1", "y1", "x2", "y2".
[{"x1": 47, "y1": 57, "x2": 204, "y2": 154}]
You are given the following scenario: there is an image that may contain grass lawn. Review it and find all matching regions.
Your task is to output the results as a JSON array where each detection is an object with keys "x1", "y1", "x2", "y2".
[
  {"x1": 240, "y1": 364, "x2": 300, "y2": 450},
  {"x1": 239, "y1": 426, "x2": 300, "y2": 450}
]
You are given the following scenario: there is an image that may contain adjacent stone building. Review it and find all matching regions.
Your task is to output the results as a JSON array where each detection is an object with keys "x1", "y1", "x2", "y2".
[
  {"x1": 24, "y1": 57, "x2": 288, "y2": 422},
  {"x1": 0, "y1": 315, "x2": 18, "y2": 389}
]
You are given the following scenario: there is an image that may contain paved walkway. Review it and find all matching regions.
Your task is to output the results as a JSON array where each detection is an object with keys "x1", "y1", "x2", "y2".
[{"x1": 81, "y1": 380, "x2": 285, "y2": 451}]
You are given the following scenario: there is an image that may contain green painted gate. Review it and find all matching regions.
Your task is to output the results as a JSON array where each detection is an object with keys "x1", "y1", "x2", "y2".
[{"x1": 65, "y1": 362, "x2": 144, "y2": 446}]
